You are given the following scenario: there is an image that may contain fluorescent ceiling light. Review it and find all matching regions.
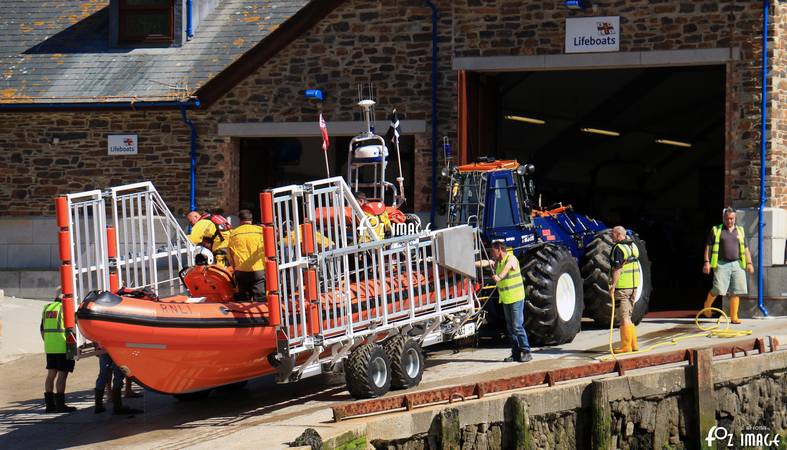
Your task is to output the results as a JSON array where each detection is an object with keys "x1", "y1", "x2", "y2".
[
  {"x1": 581, "y1": 127, "x2": 620, "y2": 137},
  {"x1": 504, "y1": 115, "x2": 546, "y2": 125},
  {"x1": 655, "y1": 139, "x2": 692, "y2": 148}
]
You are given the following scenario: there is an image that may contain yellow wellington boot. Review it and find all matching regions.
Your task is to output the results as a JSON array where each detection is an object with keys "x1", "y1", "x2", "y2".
[
  {"x1": 629, "y1": 324, "x2": 638, "y2": 351},
  {"x1": 729, "y1": 296, "x2": 741, "y2": 324},
  {"x1": 702, "y1": 292, "x2": 716, "y2": 318},
  {"x1": 613, "y1": 325, "x2": 632, "y2": 354}
]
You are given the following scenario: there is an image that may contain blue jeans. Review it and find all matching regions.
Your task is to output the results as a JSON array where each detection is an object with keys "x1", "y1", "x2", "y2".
[
  {"x1": 95, "y1": 353, "x2": 125, "y2": 391},
  {"x1": 502, "y1": 300, "x2": 531, "y2": 355}
]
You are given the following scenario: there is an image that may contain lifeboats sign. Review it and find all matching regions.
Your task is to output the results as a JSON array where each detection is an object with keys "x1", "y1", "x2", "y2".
[
  {"x1": 565, "y1": 16, "x2": 619, "y2": 53},
  {"x1": 108, "y1": 134, "x2": 138, "y2": 155}
]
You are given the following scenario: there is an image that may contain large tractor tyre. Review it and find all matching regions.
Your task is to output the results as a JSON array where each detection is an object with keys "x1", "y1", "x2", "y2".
[
  {"x1": 581, "y1": 230, "x2": 653, "y2": 326},
  {"x1": 384, "y1": 336, "x2": 425, "y2": 390},
  {"x1": 521, "y1": 245, "x2": 584, "y2": 346},
  {"x1": 344, "y1": 343, "x2": 392, "y2": 399}
]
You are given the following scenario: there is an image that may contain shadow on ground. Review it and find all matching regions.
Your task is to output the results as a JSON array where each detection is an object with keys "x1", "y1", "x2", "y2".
[{"x1": 0, "y1": 372, "x2": 350, "y2": 449}]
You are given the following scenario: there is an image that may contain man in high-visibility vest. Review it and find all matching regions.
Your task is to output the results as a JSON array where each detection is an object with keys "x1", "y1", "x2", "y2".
[
  {"x1": 477, "y1": 241, "x2": 532, "y2": 362},
  {"x1": 701, "y1": 207, "x2": 754, "y2": 324},
  {"x1": 609, "y1": 226, "x2": 641, "y2": 354},
  {"x1": 40, "y1": 294, "x2": 76, "y2": 413},
  {"x1": 228, "y1": 209, "x2": 266, "y2": 301}
]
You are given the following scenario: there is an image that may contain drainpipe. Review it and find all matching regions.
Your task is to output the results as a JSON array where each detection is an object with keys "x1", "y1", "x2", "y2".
[
  {"x1": 180, "y1": 105, "x2": 198, "y2": 213},
  {"x1": 425, "y1": 0, "x2": 438, "y2": 225},
  {"x1": 186, "y1": 0, "x2": 194, "y2": 40},
  {"x1": 758, "y1": 0, "x2": 770, "y2": 317}
]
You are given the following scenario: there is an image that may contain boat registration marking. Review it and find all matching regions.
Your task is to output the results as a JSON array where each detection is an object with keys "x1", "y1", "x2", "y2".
[
  {"x1": 158, "y1": 304, "x2": 194, "y2": 315},
  {"x1": 126, "y1": 343, "x2": 167, "y2": 349}
]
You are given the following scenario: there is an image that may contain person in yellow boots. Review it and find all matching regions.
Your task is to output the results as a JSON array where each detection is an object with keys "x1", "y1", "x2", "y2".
[
  {"x1": 701, "y1": 207, "x2": 754, "y2": 324},
  {"x1": 609, "y1": 226, "x2": 641, "y2": 354}
]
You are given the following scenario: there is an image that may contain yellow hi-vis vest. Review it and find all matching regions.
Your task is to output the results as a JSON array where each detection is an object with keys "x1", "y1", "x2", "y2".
[
  {"x1": 710, "y1": 225, "x2": 746, "y2": 269},
  {"x1": 496, "y1": 254, "x2": 526, "y2": 304},
  {"x1": 612, "y1": 242, "x2": 641, "y2": 289},
  {"x1": 42, "y1": 301, "x2": 66, "y2": 354}
]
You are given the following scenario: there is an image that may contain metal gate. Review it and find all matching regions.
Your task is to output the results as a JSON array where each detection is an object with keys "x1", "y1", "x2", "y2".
[
  {"x1": 261, "y1": 177, "x2": 479, "y2": 380},
  {"x1": 56, "y1": 182, "x2": 194, "y2": 352}
]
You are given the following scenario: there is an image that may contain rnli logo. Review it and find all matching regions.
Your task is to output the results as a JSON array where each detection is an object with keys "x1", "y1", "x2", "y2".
[{"x1": 597, "y1": 22, "x2": 615, "y2": 36}]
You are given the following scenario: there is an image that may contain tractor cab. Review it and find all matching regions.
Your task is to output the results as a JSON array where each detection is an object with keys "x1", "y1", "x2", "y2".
[{"x1": 447, "y1": 158, "x2": 538, "y2": 253}]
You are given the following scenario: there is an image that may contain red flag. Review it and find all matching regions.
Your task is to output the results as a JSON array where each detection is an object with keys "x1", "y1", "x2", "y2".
[{"x1": 319, "y1": 113, "x2": 330, "y2": 152}]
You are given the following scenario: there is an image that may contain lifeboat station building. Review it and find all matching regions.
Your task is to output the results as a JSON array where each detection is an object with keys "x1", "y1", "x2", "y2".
[{"x1": 0, "y1": 0, "x2": 786, "y2": 315}]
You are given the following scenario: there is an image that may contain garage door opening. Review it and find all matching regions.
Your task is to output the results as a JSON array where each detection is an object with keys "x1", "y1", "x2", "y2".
[
  {"x1": 461, "y1": 65, "x2": 725, "y2": 312},
  {"x1": 239, "y1": 135, "x2": 415, "y2": 221}
]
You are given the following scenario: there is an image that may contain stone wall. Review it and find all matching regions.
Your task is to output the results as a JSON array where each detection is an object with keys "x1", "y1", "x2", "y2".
[
  {"x1": 358, "y1": 350, "x2": 787, "y2": 450},
  {"x1": 2, "y1": 0, "x2": 787, "y2": 217},
  {"x1": 771, "y1": 3, "x2": 787, "y2": 209}
]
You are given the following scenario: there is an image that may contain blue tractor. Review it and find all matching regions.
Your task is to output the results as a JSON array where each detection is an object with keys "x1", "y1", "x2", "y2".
[{"x1": 445, "y1": 158, "x2": 652, "y2": 345}]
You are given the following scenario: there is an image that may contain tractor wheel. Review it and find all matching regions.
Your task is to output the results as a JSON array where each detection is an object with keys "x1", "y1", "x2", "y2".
[
  {"x1": 521, "y1": 245, "x2": 584, "y2": 346},
  {"x1": 384, "y1": 336, "x2": 424, "y2": 389},
  {"x1": 344, "y1": 343, "x2": 391, "y2": 399},
  {"x1": 581, "y1": 230, "x2": 652, "y2": 326}
]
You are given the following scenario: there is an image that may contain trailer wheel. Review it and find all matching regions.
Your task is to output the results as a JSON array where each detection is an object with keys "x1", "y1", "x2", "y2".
[
  {"x1": 384, "y1": 336, "x2": 424, "y2": 389},
  {"x1": 521, "y1": 244, "x2": 584, "y2": 346},
  {"x1": 581, "y1": 230, "x2": 652, "y2": 326},
  {"x1": 344, "y1": 343, "x2": 391, "y2": 399}
]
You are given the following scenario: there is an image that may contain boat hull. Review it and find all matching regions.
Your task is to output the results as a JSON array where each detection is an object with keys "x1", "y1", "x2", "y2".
[{"x1": 77, "y1": 292, "x2": 276, "y2": 394}]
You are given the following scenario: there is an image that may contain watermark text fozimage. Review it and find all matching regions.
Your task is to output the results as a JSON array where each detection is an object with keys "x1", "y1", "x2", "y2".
[
  {"x1": 358, "y1": 215, "x2": 431, "y2": 237},
  {"x1": 705, "y1": 425, "x2": 781, "y2": 447}
]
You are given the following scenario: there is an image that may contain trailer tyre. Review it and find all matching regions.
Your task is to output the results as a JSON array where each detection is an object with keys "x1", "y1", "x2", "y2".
[
  {"x1": 345, "y1": 343, "x2": 392, "y2": 399},
  {"x1": 384, "y1": 336, "x2": 424, "y2": 389},
  {"x1": 521, "y1": 245, "x2": 584, "y2": 346},
  {"x1": 581, "y1": 230, "x2": 652, "y2": 326}
]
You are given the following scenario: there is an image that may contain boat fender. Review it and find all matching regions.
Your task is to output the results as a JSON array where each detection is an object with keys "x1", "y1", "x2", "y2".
[{"x1": 83, "y1": 290, "x2": 122, "y2": 306}]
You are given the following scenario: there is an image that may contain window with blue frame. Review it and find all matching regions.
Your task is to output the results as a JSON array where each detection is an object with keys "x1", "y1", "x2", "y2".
[{"x1": 491, "y1": 176, "x2": 515, "y2": 227}]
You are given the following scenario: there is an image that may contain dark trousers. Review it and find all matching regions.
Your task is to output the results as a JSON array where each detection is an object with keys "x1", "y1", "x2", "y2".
[
  {"x1": 95, "y1": 353, "x2": 124, "y2": 391},
  {"x1": 235, "y1": 270, "x2": 265, "y2": 301}
]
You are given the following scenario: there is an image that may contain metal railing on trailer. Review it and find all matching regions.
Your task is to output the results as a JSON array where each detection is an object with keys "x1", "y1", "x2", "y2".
[
  {"x1": 55, "y1": 182, "x2": 194, "y2": 357},
  {"x1": 260, "y1": 176, "x2": 482, "y2": 383}
]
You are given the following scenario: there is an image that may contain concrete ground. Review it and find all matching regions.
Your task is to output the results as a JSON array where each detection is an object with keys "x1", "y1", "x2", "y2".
[{"x1": 1, "y1": 295, "x2": 785, "y2": 449}]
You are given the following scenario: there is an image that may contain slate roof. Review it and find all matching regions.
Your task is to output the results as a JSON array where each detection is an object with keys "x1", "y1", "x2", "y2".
[{"x1": 0, "y1": 0, "x2": 310, "y2": 104}]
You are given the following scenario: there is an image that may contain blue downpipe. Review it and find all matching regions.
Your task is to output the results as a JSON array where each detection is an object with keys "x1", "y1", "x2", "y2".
[
  {"x1": 758, "y1": 0, "x2": 770, "y2": 317},
  {"x1": 180, "y1": 105, "x2": 198, "y2": 214},
  {"x1": 186, "y1": 0, "x2": 194, "y2": 39},
  {"x1": 426, "y1": 1, "x2": 438, "y2": 225}
]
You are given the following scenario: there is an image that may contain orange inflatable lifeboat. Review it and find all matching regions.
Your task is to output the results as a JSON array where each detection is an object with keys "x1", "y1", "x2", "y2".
[
  {"x1": 77, "y1": 264, "x2": 472, "y2": 395},
  {"x1": 76, "y1": 265, "x2": 274, "y2": 395}
]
